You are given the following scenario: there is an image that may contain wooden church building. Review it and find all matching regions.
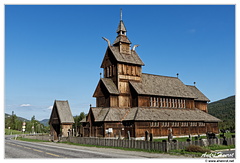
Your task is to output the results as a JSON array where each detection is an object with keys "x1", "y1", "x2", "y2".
[{"x1": 80, "y1": 13, "x2": 221, "y2": 139}]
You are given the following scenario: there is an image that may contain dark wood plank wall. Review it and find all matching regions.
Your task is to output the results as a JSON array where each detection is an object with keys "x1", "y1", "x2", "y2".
[
  {"x1": 82, "y1": 121, "x2": 219, "y2": 138},
  {"x1": 195, "y1": 101, "x2": 208, "y2": 112}
]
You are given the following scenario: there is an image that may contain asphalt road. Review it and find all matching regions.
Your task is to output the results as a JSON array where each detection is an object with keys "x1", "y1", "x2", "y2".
[{"x1": 5, "y1": 135, "x2": 187, "y2": 158}]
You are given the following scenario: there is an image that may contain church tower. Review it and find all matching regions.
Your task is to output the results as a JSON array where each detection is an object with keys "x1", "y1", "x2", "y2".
[{"x1": 93, "y1": 10, "x2": 144, "y2": 108}]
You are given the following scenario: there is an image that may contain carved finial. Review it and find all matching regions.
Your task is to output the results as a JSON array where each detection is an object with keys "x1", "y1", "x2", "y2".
[
  {"x1": 102, "y1": 37, "x2": 111, "y2": 47},
  {"x1": 176, "y1": 73, "x2": 179, "y2": 78},
  {"x1": 90, "y1": 104, "x2": 92, "y2": 107},
  {"x1": 132, "y1": 44, "x2": 140, "y2": 51},
  {"x1": 100, "y1": 72, "x2": 102, "y2": 78},
  {"x1": 194, "y1": 82, "x2": 196, "y2": 86}
]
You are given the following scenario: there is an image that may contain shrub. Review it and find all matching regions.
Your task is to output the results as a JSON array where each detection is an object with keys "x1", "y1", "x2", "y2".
[{"x1": 185, "y1": 145, "x2": 211, "y2": 153}]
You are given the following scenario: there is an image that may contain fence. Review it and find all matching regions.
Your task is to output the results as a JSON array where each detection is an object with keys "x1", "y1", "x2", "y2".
[{"x1": 23, "y1": 135, "x2": 235, "y2": 152}]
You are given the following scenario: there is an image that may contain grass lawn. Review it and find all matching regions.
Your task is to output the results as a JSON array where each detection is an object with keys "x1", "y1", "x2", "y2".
[
  {"x1": 5, "y1": 129, "x2": 28, "y2": 135},
  {"x1": 16, "y1": 137, "x2": 49, "y2": 142}
]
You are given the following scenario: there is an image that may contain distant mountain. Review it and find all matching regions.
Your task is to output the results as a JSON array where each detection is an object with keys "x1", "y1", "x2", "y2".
[
  {"x1": 40, "y1": 119, "x2": 49, "y2": 126},
  {"x1": 5, "y1": 113, "x2": 29, "y2": 122},
  {"x1": 208, "y1": 95, "x2": 235, "y2": 130}
]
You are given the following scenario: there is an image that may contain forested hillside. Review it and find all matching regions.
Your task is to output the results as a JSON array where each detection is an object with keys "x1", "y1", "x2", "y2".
[{"x1": 208, "y1": 95, "x2": 235, "y2": 130}]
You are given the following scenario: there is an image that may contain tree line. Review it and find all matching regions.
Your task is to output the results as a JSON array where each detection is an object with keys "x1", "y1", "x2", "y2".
[
  {"x1": 5, "y1": 111, "x2": 87, "y2": 134},
  {"x1": 208, "y1": 95, "x2": 235, "y2": 131},
  {"x1": 5, "y1": 112, "x2": 49, "y2": 133}
]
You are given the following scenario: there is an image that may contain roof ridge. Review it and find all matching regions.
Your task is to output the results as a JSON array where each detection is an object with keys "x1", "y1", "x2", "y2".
[
  {"x1": 186, "y1": 85, "x2": 196, "y2": 87},
  {"x1": 133, "y1": 107, "x2": 139, "y2": 120},
  {"x1": 120, "y1": 108, "x2": 130, "y2": 121},
  {"x1": 102, "y1": 108, "x2": 110, "y2": 121},
  {"x1": 142, "y1": 73, "x2": 178, "y2": 79}
]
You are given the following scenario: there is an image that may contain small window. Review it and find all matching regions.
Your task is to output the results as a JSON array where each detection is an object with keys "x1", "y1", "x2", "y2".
[
  {"x1": 172, "y1": 122, "x2": 179, "y2": 127},
  {"x1": 162, "y1": 122, "x2": 169, "y2": 127}
]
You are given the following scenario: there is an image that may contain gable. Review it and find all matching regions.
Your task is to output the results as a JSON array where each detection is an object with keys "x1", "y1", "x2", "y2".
[
  {"x1": 50, "y1": 100, "x2": 74, "y2": 124},
  {"x1": 100, "y1": 47, "x2": 117, "y2": 68},
  {"x1": 101, "y1": 46, "x2": 144, "y2": 68},
  {"x1": 49, "y1": 105, "x2": 60, "y2": 125},
  {"x1": 186, "y1": 85, "x2": 210, "y2": 102},
  {"x1": 93, "y1": 78, "x2": 119, "y2": 97}
]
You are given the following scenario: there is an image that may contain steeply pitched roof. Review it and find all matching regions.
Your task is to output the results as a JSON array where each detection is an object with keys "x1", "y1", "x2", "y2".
[
  {"x1": 116, "y1": 20, "x2": 127, "y2": 33},
  {"x1": 130, "y1": 73, "x2": 196, "y2": 99},
  {"x1": 124, "y1": 108, "x2": 221, "y2": 122},
  {"x1": 51, "y1": 100, "x2": 74, "y2": 124},
  {"x1": 89, "y1": 107, "x2": 221, "y2": 123},
  {"x1": 186, "y1": 85, "x2": 210, "y2": 102},
  {"x1": 101, "y1": 78, "x2": 119, "y2": 95},
  {"x1": 113, "y1": 35, "x2": 131, "y2": 45},
  {"x1": 93, "y1": 78, "x2": 119, "y2": 97},
  {"x1": 108, "y1": 46, "x2": 144, "y2": 66}
]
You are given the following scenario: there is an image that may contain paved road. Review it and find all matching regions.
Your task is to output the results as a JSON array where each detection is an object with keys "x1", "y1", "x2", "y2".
[{"x1": 5, "y1": 135, "x2": 187, "y2": 158}]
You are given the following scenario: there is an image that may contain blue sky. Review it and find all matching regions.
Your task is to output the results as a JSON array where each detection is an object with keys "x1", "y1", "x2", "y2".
[{"x1": 5, "y1": 5, "x2": 235, "y2": 121}]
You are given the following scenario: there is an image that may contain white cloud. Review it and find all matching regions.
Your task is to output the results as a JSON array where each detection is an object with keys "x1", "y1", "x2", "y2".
[
  {"x1": 20, "y1": 104, "x2": 31, "y2": 107},
  {"x1": 48, "y1": 106, "x2": 53, "y2": 110}
]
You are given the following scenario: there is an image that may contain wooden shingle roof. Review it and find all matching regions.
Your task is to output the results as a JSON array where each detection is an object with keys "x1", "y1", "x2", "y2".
[
  {"x1": 93, "y1": 78, "x2": 119, "y2": 97},
  {"x1": 90, "y1": 107, "x2": 130, "y2": 122},
  {"x1": 186, "y1": 85, "x2": 210, "y2": 102},
  {"x1": 116, "y1": 20, "x2": 127, "y2": 33},
  {"x1": 130, "y1": 73, "x2": 196, "y2": 99},
  {"x1": 124, "y1": 108, "x2": 221, "y2": 122},
  {"x1": 108, "y1": 46, "x2": 144, "y2": 66},
  {"x1": 113, "y1": 35, "x2": 131, "y2": 45},
  {"x1": 89, "y1": 107, "x2": 221, "y2": 123},
  {"x1": 101, "y1": 78, "x2": 119, "y2": 95},
  {"x1": 50, "y1": 100, "x2": 74, "y2": 124}
]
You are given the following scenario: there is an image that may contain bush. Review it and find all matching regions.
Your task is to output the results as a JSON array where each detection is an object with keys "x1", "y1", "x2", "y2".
[{"x1": 185, "y1": 145, "x2": 211, "y2": 153}]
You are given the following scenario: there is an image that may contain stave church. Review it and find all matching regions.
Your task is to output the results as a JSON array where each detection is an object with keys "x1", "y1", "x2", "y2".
[{"x1": 80, "y1": 11, "x2": 221, "y2": 139}]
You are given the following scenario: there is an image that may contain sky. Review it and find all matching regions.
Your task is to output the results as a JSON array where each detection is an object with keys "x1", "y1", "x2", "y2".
[{"x1": 4, "y1": 5, "x2": 235, "y2": 121}]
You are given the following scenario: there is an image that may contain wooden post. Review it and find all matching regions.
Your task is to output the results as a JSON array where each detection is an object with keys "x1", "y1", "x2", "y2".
[{"x1": 127, "y1": 131, "x2": 131, "y2": 140}]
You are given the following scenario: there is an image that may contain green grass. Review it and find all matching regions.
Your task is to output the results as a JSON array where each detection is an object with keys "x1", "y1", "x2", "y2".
[
  {"x1": 221, "y1": 132, "x2": 235, "y2": 138},
  {"x1": 5, "y1": 129, "x2": 28, "y2": 135},
  {"x1": 16, "y1": 137, "x2": 49, "y2": 142}
]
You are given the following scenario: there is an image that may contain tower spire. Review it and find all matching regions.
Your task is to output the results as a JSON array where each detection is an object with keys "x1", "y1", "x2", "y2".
[
  {"x1": 120, "y1": 8, "x2": 122, "y2": 21},
  {"x1": 113, "y1": 9, "x2": 131, "y2": 47}
]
